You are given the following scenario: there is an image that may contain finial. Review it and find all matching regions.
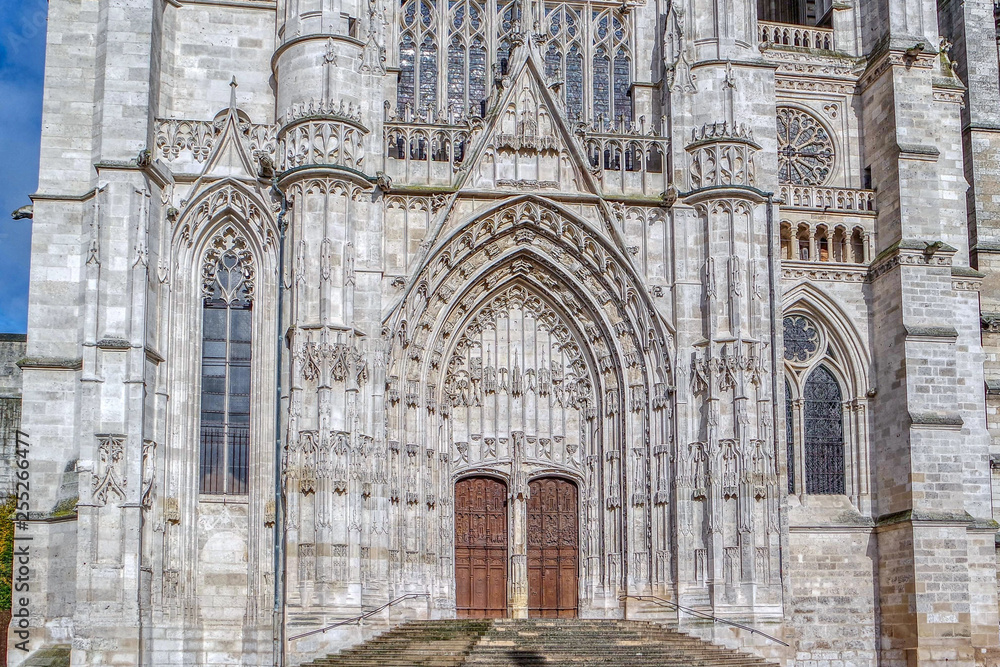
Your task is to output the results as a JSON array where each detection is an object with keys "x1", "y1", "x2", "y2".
[{"x1": 229, "y1": 76, "x2": 238, "y2": 109}]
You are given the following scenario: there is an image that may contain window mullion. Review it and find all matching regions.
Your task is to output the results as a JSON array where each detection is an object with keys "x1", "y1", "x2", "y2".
[
  {"x1": 793, "y1": 397, "x2": 804, "y2": 497},
  {"x1": 223, "y1": 304, "x2": 233, "y2": 495}
]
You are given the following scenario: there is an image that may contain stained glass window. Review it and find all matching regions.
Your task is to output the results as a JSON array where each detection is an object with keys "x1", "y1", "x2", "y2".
[
  {"x1": 783, "y1": 315, "x2": 820, "y2": 363},
  {"x1": 445, "y1": 0, "x2": 488, "y2": 116},
  {"x1": 785, "y1": 381, "x2": 795, "y2": 494},
  {"x1": 397, "y1": 0, "x2": 438, "y2": 115},
  {"x1": 396, "y1": 0, "x2": 632, "y2": 124},
  {"x1": 200, "y1": 242, "x2": 253, "y2": 495},
  {"x1": 593, "y1": 47, "x2": 611, "y2": 121},
  {"x1": 613, "y1": 49, "x2": 631, "y2": 123},
  {"x1": 803, "y1": 365, "x2": 845, "y2": 495},
  {"x1": 777, "y1": 107, "x2": 835, "y2": 185}
]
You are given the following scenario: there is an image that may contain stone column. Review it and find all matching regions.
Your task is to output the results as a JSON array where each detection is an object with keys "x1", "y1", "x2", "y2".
[
  {"x1": 275, "y1": 0, "x2": 395, "y2": 655},
  {"x1": 665, "y1": 0, "x2": 784, "y2": 632}
]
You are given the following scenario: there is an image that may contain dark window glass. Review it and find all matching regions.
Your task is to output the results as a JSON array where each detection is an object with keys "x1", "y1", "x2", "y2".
[
  {"x1": 566, "y1": 47, "x2": 584, "y2": 121},
  {"x1": 448, "y1": 39, "x2": 466, "y2": 110},
  {"x1": 398, "y1": 33, "x2": 416, "y2": 112},
  {"x1": 803, "y1": 365, "x2": 845, "y2": 495},
  {"x1": 593, "y1": 48, "x2": 611, "y2": 121},
  {"x1": 783, "y1": 315, "x2": 820, "y2": 363},
  {"x1": 469, "y1": 39, "x2": 487, "y2": 107},
  {"x1": 199, "y1": 250, "x2": 252, "y2": 495},
  {"x1": 613, "y1": 50, "x2": 631, "y2": 123},
  {"x1": 419, "y1": 36, "x2": 438, "y2": 112},
  {"x1": 785, "y1": 381, "x2": 795, "y2": 494}
]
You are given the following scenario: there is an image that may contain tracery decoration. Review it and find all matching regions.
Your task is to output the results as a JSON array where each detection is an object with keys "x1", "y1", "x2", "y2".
[
  {"x1": 782, "y1": 315, "x2": 820, "y2": 363},
  {"x1": 395, "y1": 0, "x2": 633, "y2": 124},
  {"x1": 802, "y1": 365, "x2": 845, "y2": 495},
  {"x1": 202, "y1": 227, "x2": 256, "y2": 307},
  {"x1": 776, "y1": 106, "x2": 834, "y2": 185},
  {"x1": 381, "y1": 196, "x2": 674, "y2": 596}
]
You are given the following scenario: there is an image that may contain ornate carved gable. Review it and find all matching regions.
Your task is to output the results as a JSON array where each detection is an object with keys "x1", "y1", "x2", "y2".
[
  {"x1": 186, "y1": 81, "x2": 265, "y2": 195},
  {"x1": 458, "y1": 50, "x2": 599, "y2": 196}
]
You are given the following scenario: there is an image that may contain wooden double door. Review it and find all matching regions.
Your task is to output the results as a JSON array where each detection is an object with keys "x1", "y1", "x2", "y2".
[{"x1": 455, "y1": 476, "x2": 578, "y2": 619}]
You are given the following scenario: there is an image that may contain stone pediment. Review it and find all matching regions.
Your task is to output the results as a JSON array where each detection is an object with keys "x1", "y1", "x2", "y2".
[{"x1": 458, "y1": 49, "x2": 599, "y2": 197}]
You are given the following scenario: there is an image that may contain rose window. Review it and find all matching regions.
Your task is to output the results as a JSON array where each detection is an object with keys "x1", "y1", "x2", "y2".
[{"x1": 776, "y1": 107, "x2": 834, "y2": 185}]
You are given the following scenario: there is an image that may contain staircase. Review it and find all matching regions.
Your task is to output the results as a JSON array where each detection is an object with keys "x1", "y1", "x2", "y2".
[{"x1": 299, "y1": 618, "x2": 779, "y2": 666}]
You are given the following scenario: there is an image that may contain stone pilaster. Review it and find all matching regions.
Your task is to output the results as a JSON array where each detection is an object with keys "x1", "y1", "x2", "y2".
[
  {"x1": 665, "y1": 0, "x2": 785, "y2": 637},
  {"x1": 858, "y1": 0, "x2": 1000, "y2": 659}
]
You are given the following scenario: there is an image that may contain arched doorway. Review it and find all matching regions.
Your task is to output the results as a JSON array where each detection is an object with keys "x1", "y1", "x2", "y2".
[
  {"x1": 455, "y1": 476, "x2": 508, "y2": 618},
  {"x1": 527, "y1": 477, "x2": 579, "y2": 618}
]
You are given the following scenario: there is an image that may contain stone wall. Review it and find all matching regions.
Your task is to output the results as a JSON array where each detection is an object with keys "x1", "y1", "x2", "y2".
[
  {"x1": 0, "y1": 334, "x2": 26, "y2": 495},
  {"x1": 11, "y1": 0, "x2": 1000, "y2": 663}
]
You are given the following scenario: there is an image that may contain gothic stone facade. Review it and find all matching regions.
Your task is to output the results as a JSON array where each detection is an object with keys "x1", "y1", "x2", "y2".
[{"x1": 11, "y1": 0, "x2": 1000, "y2": 665}]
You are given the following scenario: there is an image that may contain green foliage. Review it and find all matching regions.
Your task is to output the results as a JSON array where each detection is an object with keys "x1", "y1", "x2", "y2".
[{"x1": 0, "y1": 494, "x2": 15, "y2": 609}]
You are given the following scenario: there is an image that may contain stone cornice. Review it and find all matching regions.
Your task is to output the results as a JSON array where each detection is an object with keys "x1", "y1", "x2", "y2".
[
  {"x1": 903, "y1": 325, "x2": 958, "y2": 341},
  {"x1": 17, "y1": 357, "x2": 84, "y2": 371},
  {"x1": 897, "y1": 143, "x2": 940, "y2": 161},
  {"x1": 909, "y1": 411, "x2": 964, "y2": 429},
  {"x1": 857, "y1": 48, "x2": 937, "y2": 93},
  {"x1": 953, "y1": 266, "x2": 984, "y2": 291},
  {"x1": 875, "y1": 509, "x2": 979, "y2": 528},
  {"x1": 868, "y1": 240, "x2": 956, "y2": 282},
  {"x1": 780, "y1": 261, "x2": 868, "y2": 283}
]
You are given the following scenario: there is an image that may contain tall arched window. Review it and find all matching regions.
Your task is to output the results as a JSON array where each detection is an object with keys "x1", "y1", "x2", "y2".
[
  {"x1": 785, "y1": 381, "x2": 794, "y2": 494},
  {"x1": 802, "y1": 365, "x2": 845, "y2": 495},
  {"x1": 783, "y1": 312, "x2": 860, "y2": 500},
  {"x1": 200, "y1": 229, "x2": 255, "y2": 495},
  {"x1": 395, "y1": 0, "x2": 633, "y2": 123}
]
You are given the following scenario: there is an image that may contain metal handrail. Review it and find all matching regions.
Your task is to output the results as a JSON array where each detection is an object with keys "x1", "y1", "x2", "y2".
[
  {"x1": 288, "y1": 593, "x2": 430, "y2": 642},
  {"x1": 619, "y1": 594, "x2": 789, "y2": 647}
]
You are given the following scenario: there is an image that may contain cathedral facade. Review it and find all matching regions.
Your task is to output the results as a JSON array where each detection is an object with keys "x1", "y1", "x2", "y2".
[{"x1": 11, "y1": 0, "x2": 1000, "y2": 664}]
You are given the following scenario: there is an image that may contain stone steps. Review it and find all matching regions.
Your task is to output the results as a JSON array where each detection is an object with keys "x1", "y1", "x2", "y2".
[
  {"x1": 300, "y1": 620, "x2": 492, "y2": 667},
  {"x1": 299, "y1": 619, "x2": 778, "y2": 667}
]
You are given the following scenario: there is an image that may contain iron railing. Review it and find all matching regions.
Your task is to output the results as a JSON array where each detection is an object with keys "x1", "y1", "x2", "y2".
[
  {"x1": 287, "y1": 593, "x2": 430, "y2": 642},
  {"x1": 619, "y1": 594, "x2": 789, "y2": 646}
]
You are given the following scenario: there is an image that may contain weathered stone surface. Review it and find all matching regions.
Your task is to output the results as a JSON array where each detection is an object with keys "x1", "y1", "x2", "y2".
[{"x1": 9, "y1": 0, "x2": 1000, "y2": 665}]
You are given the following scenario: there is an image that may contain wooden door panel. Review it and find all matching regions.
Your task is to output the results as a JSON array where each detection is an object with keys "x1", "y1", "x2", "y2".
[
  {"x1": 527, "y1": 477, "x2": 579, "y2": 618},
  {"x1": 455, "y1": 477, "x2": 508, "y2": 618}
]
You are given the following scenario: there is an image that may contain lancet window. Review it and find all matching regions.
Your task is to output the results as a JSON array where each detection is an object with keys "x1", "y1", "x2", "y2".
[
  {"x1": 802, "y1": 365, "x2": 845, "y2": 494},
  {"x1": 396, "y1": 0, "x2": 633, "y2": 124},
  {"x1": 199, "y1": 231, "x2": 255, "y2": 495},
  {"x1": 783, "y1": 314, "x2": 850, "y2": 497}
]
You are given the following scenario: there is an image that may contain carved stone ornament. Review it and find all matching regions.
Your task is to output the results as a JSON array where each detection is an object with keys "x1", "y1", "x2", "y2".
[
  {"x1": 141, "y1": 439, "x2": 156, "y2": 510},
  {"x1": 202, "y1": 226, "x2": 255, "y2": 305},
  {"x1": 93, "y1": 434, "x2": 127, "y2": 506},
  {"x1": 776, "y1": 106, "x2": 834, "y2": 185}
]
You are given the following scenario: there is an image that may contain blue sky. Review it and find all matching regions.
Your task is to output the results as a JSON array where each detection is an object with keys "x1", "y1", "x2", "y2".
[{"x1": 0, "y1": 0, "x2": 47, "y2": 334}]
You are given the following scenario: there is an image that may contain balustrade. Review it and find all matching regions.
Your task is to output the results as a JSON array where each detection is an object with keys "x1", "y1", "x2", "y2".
[
  {"x1": 780, "y1": 185, "x2": 876, "y2": 213},
  {"x1": 758, "y1": 21, "x2": 835, "y2": 51}
]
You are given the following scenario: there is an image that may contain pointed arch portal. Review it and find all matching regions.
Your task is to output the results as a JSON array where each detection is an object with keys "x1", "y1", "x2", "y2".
[{"x1": 385, "y1": 196, "x2": 674, "y2": 617}]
